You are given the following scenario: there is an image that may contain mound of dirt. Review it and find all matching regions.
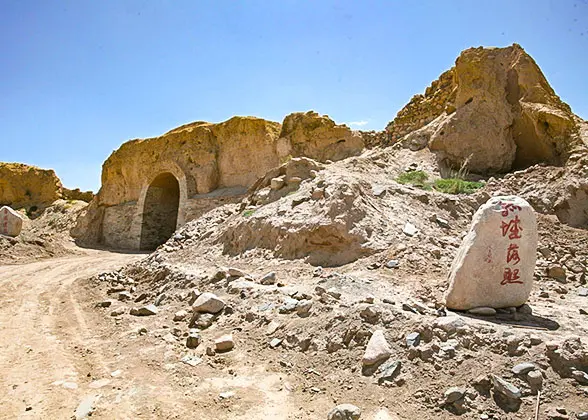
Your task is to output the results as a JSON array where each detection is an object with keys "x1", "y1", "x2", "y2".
[{"x1": 0, "y1": 199, "x2": 88, "y2": 265}]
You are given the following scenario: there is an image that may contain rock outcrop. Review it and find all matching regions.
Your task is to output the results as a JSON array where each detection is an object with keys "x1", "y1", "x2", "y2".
[
  {"x1": 277, "y1": 111, "x2": 365, "y2": 162},
  {"x1": 75, "y1": 113, "x2": 365, "y2": 250},
  {"x1": 0, "y1": 163, "x2": 63, "y2": 212},
  {"x1": 386, "y1": 44, "x2": 581, "y2": 174}
]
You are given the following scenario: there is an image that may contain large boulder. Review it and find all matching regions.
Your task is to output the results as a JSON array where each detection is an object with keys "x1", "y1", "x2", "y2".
[
  {"x1": 386, "y1": 44, "x2": 579, "y2": 173},
  {"x1": 0, "y1": 206, "x2": 24, "y2": 237},
  {"x1": 445, "y1": 196, "x2": 538, "y2": 310},
  {"x1": 0, "y1": 162, "x2": 62, "y2": 212}
]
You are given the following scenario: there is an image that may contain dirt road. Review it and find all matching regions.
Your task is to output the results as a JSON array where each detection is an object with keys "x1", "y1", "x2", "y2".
[
  {"x1": 0, "y1": 250, "x2": 145, "y2": 419},
  {"x1": 0, "y1": 250, "x2": 301, "y2": 420}
]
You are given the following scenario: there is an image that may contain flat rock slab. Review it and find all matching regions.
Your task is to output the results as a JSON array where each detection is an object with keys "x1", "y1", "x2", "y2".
[
  {"x1": 445, "y1": 196, "x2": 538, "y2": 310},
  {"x1": 0, "y1": 206, "x2": 24, "y2": 237}
]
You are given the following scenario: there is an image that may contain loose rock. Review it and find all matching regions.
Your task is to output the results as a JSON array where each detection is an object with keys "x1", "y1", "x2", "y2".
[
  {"x1": 362, "y1": 330, "x2": 391, "y2": 367},
  {"x1": 215, "y1": 334, "x2": 235, "y2": 352},
  {"x1": 192, "y1": 292, "x2": 225, "y2": 314},
  {"x1": 327, "y1": 404, "x2": 361, "y2": 420}
]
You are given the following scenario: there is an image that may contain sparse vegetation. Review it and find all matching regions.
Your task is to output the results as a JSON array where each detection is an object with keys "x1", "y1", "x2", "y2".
[
  {"x1": 242, "y1": 209, "x2": 256, "y2": 217},
  {"x1": 395, "y1": 166, "x2": 483, "y2": 195},
  {"x1": 433, "y1": 178, "x2": 484, "y2": 194},
  {"x1": 395, "y1": 170, "x2": 430, "y2": 188}
]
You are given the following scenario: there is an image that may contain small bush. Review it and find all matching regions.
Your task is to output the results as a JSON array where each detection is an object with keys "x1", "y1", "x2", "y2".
[
  {"x1": 433, "y1": 178, "x2": 484, "y2": 194},
  {"x1": 242, "y1": 209, "x2": 256, "y2": 217},
  {"x1": 395, "y1": 170, "x2": 429, "y2": 187}
]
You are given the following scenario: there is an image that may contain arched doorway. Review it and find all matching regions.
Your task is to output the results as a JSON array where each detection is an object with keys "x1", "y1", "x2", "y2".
[{"x1": 140, "y1": 172, "x2": 180, "y2": 250}]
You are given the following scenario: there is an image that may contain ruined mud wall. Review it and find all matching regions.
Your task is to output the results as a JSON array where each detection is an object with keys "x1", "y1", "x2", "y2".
[
  {"x1": 384, "y1": 44, "x2": 582, "y2": 173},
  {"x1": 385, "y1": 69, "x2": 456, "y2": 143},
  {"x1": 75, "y1": 112, "x2": 365, "y2": 250}
]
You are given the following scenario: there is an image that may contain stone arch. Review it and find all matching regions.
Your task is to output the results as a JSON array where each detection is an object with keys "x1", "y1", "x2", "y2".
[{"x1": 139, "y1": 172, "x2": 181, "y2": 250}]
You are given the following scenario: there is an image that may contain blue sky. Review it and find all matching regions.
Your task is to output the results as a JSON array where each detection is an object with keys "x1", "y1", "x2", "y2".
[{"x1": 1, "y1": 0, "x2": 587, "y2": 192}]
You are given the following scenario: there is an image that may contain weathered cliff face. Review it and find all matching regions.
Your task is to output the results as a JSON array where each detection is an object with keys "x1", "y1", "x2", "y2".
[
  {"x1": 75, "y1": 112, "x2": 365, "y2": 250},
  {"x1": 386, "y1": 44, "x2": 580, "y2": 173},
  {"x1": 0, "y1": 163, "x2": 63, "y2": 213}
]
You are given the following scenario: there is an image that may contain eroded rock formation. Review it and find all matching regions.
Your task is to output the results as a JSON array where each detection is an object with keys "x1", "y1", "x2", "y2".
[
  {"x1": 0, "y1": 163, "x2": 63, "y2": 213},
  {"x1": 386, "y1": 44, "x2": 582, "y2": 173}
]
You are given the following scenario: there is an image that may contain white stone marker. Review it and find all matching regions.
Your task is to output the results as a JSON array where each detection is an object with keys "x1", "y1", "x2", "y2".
[
  {"x1": 445, "y1": 196, "x2": 538, "y2": 310},
  {"x1": 0, "y1": 206, "x2": 24, "y2": 237}
]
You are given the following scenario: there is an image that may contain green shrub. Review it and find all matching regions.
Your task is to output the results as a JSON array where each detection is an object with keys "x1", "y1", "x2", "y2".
[
  {"x1": 433, "y1": 178, "x2": 484, "y2": 194},
  {"x1": 242, "y1": 209, "x2": 256, "y2": 217},
  {"x1": 395, "y1": 170, "x2": 429, "y2": 187}
]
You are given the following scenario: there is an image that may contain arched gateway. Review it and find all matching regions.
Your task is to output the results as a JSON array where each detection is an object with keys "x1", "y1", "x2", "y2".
[{"x1": 139, "y1": 172, "x2": 180, "y2": 250}]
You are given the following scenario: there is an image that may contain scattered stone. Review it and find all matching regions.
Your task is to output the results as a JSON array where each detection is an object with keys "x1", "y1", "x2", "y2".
[
  {"x1": 95, "y1": 300, "x2": 112, "y2": 308},
  {"x1": 433, "y1": 316, "x2": 465, "y2": 334},
  {"x1": 327, "y1": 404, "x2": 361, "y2": 420},
  {"x1": 215, "y1": 334, "x2": 235, "y2": 352},
  {"x1": 467, "y1": 307, "x2": 496, "y2": 316},
  {"x1": 444, "y1": 387, "x2": 466, "y2": 404},
  {"x1": 512, "y1": 362, "x2": 536, "y2": 375},
  {"x1": 186, "y1": 329, "x2": 201, "y2": 349},
  {"x1": 205, "y1": 346, "x2": 215, "y2": 356},
  {"x1": 270, "y1": 177, "x2": 285, "y2": 190},
  {"x1": 313, "y1": 266, "x2": 323, "y2": 277},
  {"x1": 579, "y1": 287, "x2": 588, "y2": 297},
  {"x1": 180, "y1": 355, "x2": 202, "y2": 367},
  {"x1": 110, "y1": 308, "x2": 125, "y2": 317},
  {"x1": 517, "y1": 304, "x2": 533, "y2": 315},
  {"x1": 491, "y1": 375, "x2": 521, "y2": 399},
  {"x1": 269, "y1": 338, "x2": 282, "y2": 348},
  {"x1": 74, "y1": 394, "x2": 98, "y2": 420},
  {"x1": 526, "y1": 370, "x2": 543, "y2": 390},
  {"x1": 279, "y1": 297, "x2": 299, "y2": 314},
  {"x1": 117, "y1": 291, "x2": 132, "y2": 301},
  {"x1": 434, "y1": 215, "x2": 450, "y2": 228},
  {"x1": 134, "y1": 292, "x2": 148, "y2": 303},
  {"x1": 173, "y1": 310, "x2": 189, "y2": 322},
  {"x1": 577, "y1": 412, "x2": 588, "y2": 420},
  {"x1": 227, "y1": 267, "x2": 246, "y2": 277},
  {"x1": 385, "y1": 260, "x2": 399, "y2": 269},
  {"x1": 445, "y1": 196, "x2": 538, "y2": 310},
  {"x1": 403, "y1": 222, "x2": 418, "y2": 237},
  {"x1": 130, "y1": 304, "x2": 158, "y2": 316},
  {"x1": 362, "y1": 330, "x2": 391, "y2": 367},
  {"x1": 547, "y1": 265, "x2": 567, "y2": 281},
  {"x1": 260, "y1": 271, "x2": 277, "y2": 285},
  {"x1": 192, "y1": 292, "x2": 225, "y2": 314},
  {"x1": 360, "y1": 305, "x2": 382, "y2": 324},
  {"x1": 327, "y1": 288, "x2": 342, "y2": 299},
  {"x1": 219, "y1": 391, "x2": 235, "y2": 400},
  {"x1": 406, "y1": 332, "x2": 420, "y2": 348},
  {"x1": 137, "y1": 327, "x2": 148, "y2": 335},
  {"x1": 190, "y1": 313, "x2": 215, "y2": 329},
  {"x1": 296, "y1": 300, "x2": 313, "y2": 317},
  {"x1": 187, "y1": 289, "x2": 201, "y2": 305},
  {"x1": 377, "y1": 360, "x2": 401, "y2": 384},
  {"x1": 154, "y1": 293, "x2": 166, "y2": 306},
  {"x1": 571, "y1": 369, "x2": 588, "y2": 385}
]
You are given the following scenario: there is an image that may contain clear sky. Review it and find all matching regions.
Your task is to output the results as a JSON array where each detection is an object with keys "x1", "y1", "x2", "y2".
[{"x1": 1, "y1": 0, "x2": 587, "y2": 192}]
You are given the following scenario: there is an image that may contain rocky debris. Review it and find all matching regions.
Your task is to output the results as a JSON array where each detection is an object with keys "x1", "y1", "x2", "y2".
[
  {"x1": 110, "y1": 308, "x2": 125, "y2": 317},
  {"x1": 491, "y1": 375, "x2": 521, "y2": 400},
  {"x1": 512, "y1": 362, "x2": 536, "y2": 375},
  {"x1": 406, "y1": 332, "x2": 420, "y2": 348},
  {"x1": 0, "y1": 206, "x2": 24, "y2": 237},
  {"x1": 215, "y1": 334, "x2": 234, "y2": 352},
  {"x1": 327, "y1": 403, "x2": 361, "y2": 420},
  {"x1": 526, "y1": 370, "x2": 543, "y2": 390},
  {"x1": 173, "y1": 309, "x2": 189, "y2": 322},
  {"x1": 376, "y1": 360, "x2": 401, "y2": 384},
  {"x1": 547, "y1": 265, "x2": 567, "y2": 281},
  {"x1": 443, "y1": 386, "x2": 466, "y2": 404},
  {"x1": 403, "y1": 222, "x2": 418, "y2": 237},
  {"x1": 571, "y1": 369, "x2": 588, "y2": 385},
  {"x1": 190, "y1": 313, "x2": 216, "y2": 329},
  {"x1": 227, "y1": 267, "x2": 247, "y2": 278},
  {"x1": 117, "y1": 291, "x2": 132, "y2": 301},
  {"x1": 445, "y1": 196, "x2": 538, "y2": 310},
  {"x1": 192, "y1": 292, "x2": 225, "y2": 314},
  {"x1": 546, "y1": 337, "x2": 588, "y2": 377},
  {"x1": 130, "y1": 304, "x2": 158, "y2": 316},
  {"x1": 362, "y1": 330, "x2": 391, "y2": 367},
  {"x1": 467, "y1": 307, "x2": 497, "y2": 316},
  {"x1": 259, "y1": 271, "x2": 277, "y2": 285},
  {"x1": 186, "y1": 329, "x2": 201, "y2": 349}
]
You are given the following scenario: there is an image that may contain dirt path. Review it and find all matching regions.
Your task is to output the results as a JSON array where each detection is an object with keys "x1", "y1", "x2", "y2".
[
  {"x1": 0, "y1": 250, "x2": 146, "y2": 419},
  {"x1": 0, "y1": 250, "x2": 302, "y2": 420}
]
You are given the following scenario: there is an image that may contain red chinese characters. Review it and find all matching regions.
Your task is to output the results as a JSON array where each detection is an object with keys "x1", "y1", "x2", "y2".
[{"x1": 499, "y1": 201, "x2": 523, "y2": 286}]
